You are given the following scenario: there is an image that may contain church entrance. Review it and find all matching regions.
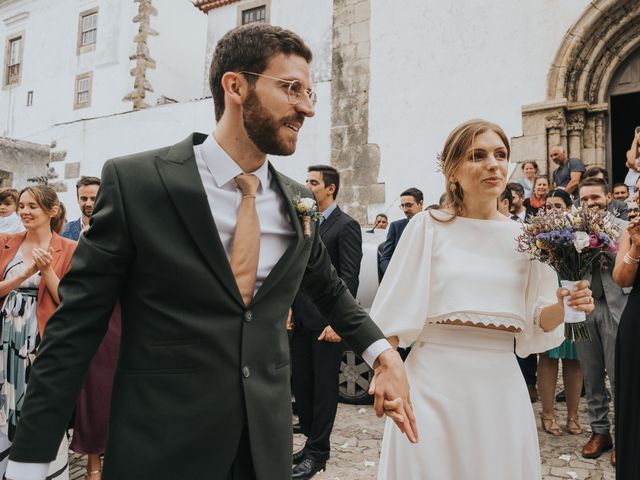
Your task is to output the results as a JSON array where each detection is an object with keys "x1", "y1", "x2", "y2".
[{"x1": 608, "y1": 48, "x2": 640, "y2": 187}]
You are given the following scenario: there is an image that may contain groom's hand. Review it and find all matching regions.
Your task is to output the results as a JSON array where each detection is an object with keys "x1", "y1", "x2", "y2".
[{"x1": 369, "y1": 349, "x2": 418, "y2": 443}]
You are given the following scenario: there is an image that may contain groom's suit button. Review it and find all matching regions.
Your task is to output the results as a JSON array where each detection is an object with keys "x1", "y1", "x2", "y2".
[
  {"x1": 244, "y1": 311, "x2": 253, "y2": 322},
  {"x1": 242, "y1": 366, "x2": 251, "y2": 378}
]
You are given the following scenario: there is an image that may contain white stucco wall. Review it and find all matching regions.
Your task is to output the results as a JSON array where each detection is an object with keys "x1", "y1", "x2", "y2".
[
  {"x1": 203, "y1": 1, "x2": 333, "y2": 183},
  {"x1": 0, "y1": 0, "x2": 206, "y2": 140},
  {"x1": 369, "y1": 0, "x2": 590, "y2": 219},
  {"x1": 27, "y1": 97, "x2": 215, "y2": 218}
]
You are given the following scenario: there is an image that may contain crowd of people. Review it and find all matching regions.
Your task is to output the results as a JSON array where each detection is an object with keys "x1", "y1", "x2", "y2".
[{"x1": 0, "y1": 22, "x2": 639, "y2": 480}]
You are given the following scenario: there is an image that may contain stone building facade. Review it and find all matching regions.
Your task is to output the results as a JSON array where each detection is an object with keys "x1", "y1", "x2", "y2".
[
  {"x1": 513, "y1": 0, "x2": 640, "y2": 179},
  {"x1": 0, "y1": 136, "x2": 51, "y2": 188}
]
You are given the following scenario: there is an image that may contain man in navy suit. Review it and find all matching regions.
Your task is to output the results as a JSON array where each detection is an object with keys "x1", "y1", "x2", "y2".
[
  {"x1": 291, "y1": 165, "x2": 363, "y2": 479},
  {"x1": 379, "y1": 187, "x2": 423, "y2": 277},
  {"x1": 61, "y1": 176, "x2": 101, "y2": 240}
]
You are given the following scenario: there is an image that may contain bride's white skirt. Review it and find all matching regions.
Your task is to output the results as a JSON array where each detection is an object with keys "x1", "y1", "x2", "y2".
[{"x1": 378, "y1": 324, "x2": 541, "y2": 480}]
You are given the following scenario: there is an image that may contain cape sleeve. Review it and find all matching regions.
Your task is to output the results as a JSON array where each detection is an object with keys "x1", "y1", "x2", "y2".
[
  {"x1": 515, "y1": 259, "x2": 564, "y2": 357},
  {"x1": 369, "y1": 212, "x2": 433, "y2": 347}
]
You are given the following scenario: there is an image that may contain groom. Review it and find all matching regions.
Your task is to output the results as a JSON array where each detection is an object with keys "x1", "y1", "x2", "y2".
[{"x1": 6, "y1": 24, "x2": 415, "y2": 480}]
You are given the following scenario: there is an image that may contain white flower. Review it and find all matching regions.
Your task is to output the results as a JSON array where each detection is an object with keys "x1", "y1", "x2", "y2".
[
  {"x1": 573, "y1": 231, "x2": 590, "y2": 253},
  {"x1": 299, "y1": 197, "x2": 316, "y2": 211}
]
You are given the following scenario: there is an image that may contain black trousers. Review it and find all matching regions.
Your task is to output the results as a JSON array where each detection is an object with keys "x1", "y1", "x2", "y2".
[
  {"x1": 290, "y1": 324, "x2": 343, "y2": 462},
  {"x1": 226, "y1": 425, "x2": 256, "y2": 480},
  {"x1": 516, "y1": 353, "x2": 538, "y2": 386}
]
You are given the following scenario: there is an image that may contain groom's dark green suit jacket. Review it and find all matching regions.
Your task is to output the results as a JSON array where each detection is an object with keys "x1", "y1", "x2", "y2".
[{"x1": 9, "y1": 133, "x2": 385, "y2": 479}]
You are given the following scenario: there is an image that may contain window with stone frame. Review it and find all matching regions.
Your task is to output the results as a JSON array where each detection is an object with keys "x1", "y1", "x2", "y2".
[
  {"x1": 241, "y1": 5, "x2": 266, "y2": 25},
  {"x1": 77, "y1": 8, "x2": 98, "y2": 54},
  {"x1": 74, "y1": 72, "x2": 92, "y2": 109},
  {"x1": 4, "y1": 34, "x2": 23, "y2": 87}
]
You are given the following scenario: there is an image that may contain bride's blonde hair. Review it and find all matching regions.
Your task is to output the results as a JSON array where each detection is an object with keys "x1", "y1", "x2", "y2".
[{"x1": 432, "y1": 119, "x2": 510, "y2": 222}]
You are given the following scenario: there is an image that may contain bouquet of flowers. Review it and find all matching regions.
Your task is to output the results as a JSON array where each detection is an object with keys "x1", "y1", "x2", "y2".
[{"x1": 516, "y1": 204, "x2": 619, "y2": 341}]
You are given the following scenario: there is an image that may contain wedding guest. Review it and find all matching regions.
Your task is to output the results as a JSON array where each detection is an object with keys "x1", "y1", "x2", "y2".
[
  {"x1": 379, "y1": 188, "x2": 423, "y2": 276},
  {"x1": 550, "y1": 145, "x2": 585, "y2": 197},
  {"x1": 575, "y1": 167, "x2": 629, "y2": 220},
  {"x1": 537, "y1": 188, "x2": 583, "y2": 437},
  {"x1": 63, "y1": 177, "x2": 120, "y2": 480},
  {"x1": 623, "y1": 128, "x2": 640, "y2": 194},
  {"x1": 62, "y1": 176, "x2": 100, "y2": 238},
  {"x1": 497, "y1": 187, "x2": 513, "y2": 218},
  {"x1": 374, "y1": 213, "x2": 388, "y2": 230},
  {"x1": 291, "y1": 165, "x2": 362, "y2": 479},
  {"x1": 523, "y1": 175, "x2": 549, "y2": 220},
  {"x1": 372, "y1": 119, "x2": 593, "y2": 479},
  {"x1": 0, "y1": 186, "x2": 76, "y2": 478},
  {"x1": 576, "y1": 177, "x2": 628, "y2": 466},
  {"x1": 612, "y1": 189, "x2": 640, "y2": 479},
  {"x1": 613, "y1": 183, "x2": 629, "y2": 202},
  {"x1": 508, "y1": 182, "x2": 526, "y2": 222},
  {"x1": 0, "y1": 189, "x2": 24, "y2": 234},
  {"x1": 517, "y1": 161, "x2": 538, "y2": 199}
]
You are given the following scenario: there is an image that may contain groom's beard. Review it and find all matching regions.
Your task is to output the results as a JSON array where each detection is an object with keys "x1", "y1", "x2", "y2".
[{"x1": 242, "y1": 88, "x2": 303, "y2": 156}]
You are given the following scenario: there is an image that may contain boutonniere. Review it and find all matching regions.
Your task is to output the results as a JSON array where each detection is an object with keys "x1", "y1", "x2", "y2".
[{"x1": 292, "y1": 194, "x2": 323, "y2": 238}]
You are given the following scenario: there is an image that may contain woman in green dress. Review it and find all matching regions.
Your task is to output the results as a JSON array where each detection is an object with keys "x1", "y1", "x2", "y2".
[{"x1": 537, "y1": 188, "x2": 584, "y2": 436}]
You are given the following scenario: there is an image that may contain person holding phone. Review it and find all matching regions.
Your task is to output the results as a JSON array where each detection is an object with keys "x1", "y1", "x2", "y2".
[{"x1": 624, "y1": 127, "x2": 640, "y2": 194}]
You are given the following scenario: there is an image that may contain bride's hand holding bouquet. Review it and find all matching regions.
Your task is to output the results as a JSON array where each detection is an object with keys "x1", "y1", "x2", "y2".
[{"x1": 517, "y1": 204, "x2": 617, "y2": 340}]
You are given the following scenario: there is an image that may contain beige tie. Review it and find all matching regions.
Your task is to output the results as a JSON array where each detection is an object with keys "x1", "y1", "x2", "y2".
[{"x1": 230, "y1": 173, "x2": 261, "y2": 305}]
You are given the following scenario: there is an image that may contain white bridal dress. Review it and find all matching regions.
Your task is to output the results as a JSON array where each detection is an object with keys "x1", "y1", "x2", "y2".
[{"x1": 372, "y1": 211, "x2": 564, "y2": 480}]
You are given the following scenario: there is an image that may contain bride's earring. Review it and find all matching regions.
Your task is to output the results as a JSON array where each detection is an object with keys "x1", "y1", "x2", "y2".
[{"x1": 449, "y1": 177, "x2": 458, "y2": 192}]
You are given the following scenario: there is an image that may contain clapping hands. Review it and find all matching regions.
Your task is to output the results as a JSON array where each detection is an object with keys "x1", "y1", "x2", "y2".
[
  {"x1": 628, "y1": 216, "x2": 640, "y2": 247},
  {"x1": 31, "y1": 247, "x2": 54, "y2": 273}
]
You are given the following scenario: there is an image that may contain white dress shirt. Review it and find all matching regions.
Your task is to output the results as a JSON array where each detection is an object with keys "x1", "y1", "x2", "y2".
[{"x1": 6, "y1": 134, "x2": 389, "y2": 479}]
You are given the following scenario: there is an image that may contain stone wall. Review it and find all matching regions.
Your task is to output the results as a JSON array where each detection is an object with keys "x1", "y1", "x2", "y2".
[
  {"x1": 512, "y1": 0, "x2": 640, "y2": 179},
  {"x1": 331, "y1": 0, "x2": 384, "y2": 224},
  {"x1": 0, "y1": 137, "x2": 50, "y2": 189}
]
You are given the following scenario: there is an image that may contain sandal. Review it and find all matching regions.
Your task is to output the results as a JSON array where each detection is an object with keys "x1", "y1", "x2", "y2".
[
  {"x1": 540, "y1": 414, "x2": 564, "y2": 436},
  {"x1": 566, "y1": 416, "x2": 583, "y2": 435},
  {"x1": 85, "y1": 470, "x2": 101, "y2": 480}
]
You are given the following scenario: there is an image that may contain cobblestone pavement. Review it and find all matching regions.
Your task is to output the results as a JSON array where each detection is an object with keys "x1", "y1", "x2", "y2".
[
  {"x1": 293, "y1": 397, "x2": 616, "y2": 480},
  {"x1": 67, "y1": 393, "x2": 615, "y2": 480}
]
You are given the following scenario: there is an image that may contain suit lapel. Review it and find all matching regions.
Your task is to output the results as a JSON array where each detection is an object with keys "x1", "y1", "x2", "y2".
[
  {"x1": 155, "y1": 133, "x2": 244, "y2": 306},
  {"x1": 319, "y1": 207, "x2": 341, "y2": 237},
  {"x1": 252, "y1": 165, "x2": 305, "y2": 305}
]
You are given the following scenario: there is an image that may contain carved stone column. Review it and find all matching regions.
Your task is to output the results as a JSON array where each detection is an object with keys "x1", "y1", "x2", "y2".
[
  {"x1": 593, "y1": 112, "x2": 605, "y2": 166},
  {"x1": 545, "y1": 111, "x2": 565, "y2": 174},
  {"x1": 566, "y1": 111, "x2": 585, "y2": 160}
]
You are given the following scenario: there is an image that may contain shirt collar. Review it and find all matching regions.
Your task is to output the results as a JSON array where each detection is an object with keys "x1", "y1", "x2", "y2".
[
  {"x1": 322, "y1": 203, "x2": 337, "y2": 219},
  {"x1": 200, "y1": 133, "x2": 270, "y2": 190}
]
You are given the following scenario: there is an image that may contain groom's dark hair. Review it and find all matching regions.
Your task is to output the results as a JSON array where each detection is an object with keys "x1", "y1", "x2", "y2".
[{"x1": 209, "y1": 24, "x2": 313, "y2": 122}]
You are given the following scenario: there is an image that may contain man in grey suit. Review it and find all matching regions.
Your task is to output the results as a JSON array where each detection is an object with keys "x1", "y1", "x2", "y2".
[
  {"x1": 6, "y1": 24, "x2": 416, "y2": 480},
  {"x1": 576, "y1": 177, "x2": 629, "y2": 466}
]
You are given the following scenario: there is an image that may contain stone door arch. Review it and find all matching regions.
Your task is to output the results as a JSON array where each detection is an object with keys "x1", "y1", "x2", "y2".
[{"x1": 512, "y1": 0, "x2": 640, "y2": 181}]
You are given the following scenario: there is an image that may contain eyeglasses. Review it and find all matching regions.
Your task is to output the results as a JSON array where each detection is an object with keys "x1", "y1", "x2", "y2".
[
  {"x1": 239, "y1": 71, "x2": 317, "y2": 106},
  {"x1": 400, "y1": 202, "x2": 416, "y2": 209}
]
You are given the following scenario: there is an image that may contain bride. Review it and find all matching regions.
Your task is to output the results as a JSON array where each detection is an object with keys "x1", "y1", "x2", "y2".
[{"x1": 371, "y1": 119, "x2": 595, "y2": 479}]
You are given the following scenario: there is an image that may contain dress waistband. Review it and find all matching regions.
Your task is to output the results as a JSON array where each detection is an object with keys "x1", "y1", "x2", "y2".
[
  {"x1": 15, "y1": 287, "x2": 38, "y2": 297},
  {"x1": 416, "y1": 323, "x2": 515, "y2": 351}
]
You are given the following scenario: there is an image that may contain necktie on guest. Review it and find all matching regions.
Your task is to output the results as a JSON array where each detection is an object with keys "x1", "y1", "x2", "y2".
[{"x1": 230, "y1": 173, "x2": 261, "y2": 305}]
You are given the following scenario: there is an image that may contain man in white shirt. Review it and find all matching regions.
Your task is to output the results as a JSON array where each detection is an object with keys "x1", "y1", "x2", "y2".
[{"x1": 5, "y1": 24, "x2": 415, "y2": 480}]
